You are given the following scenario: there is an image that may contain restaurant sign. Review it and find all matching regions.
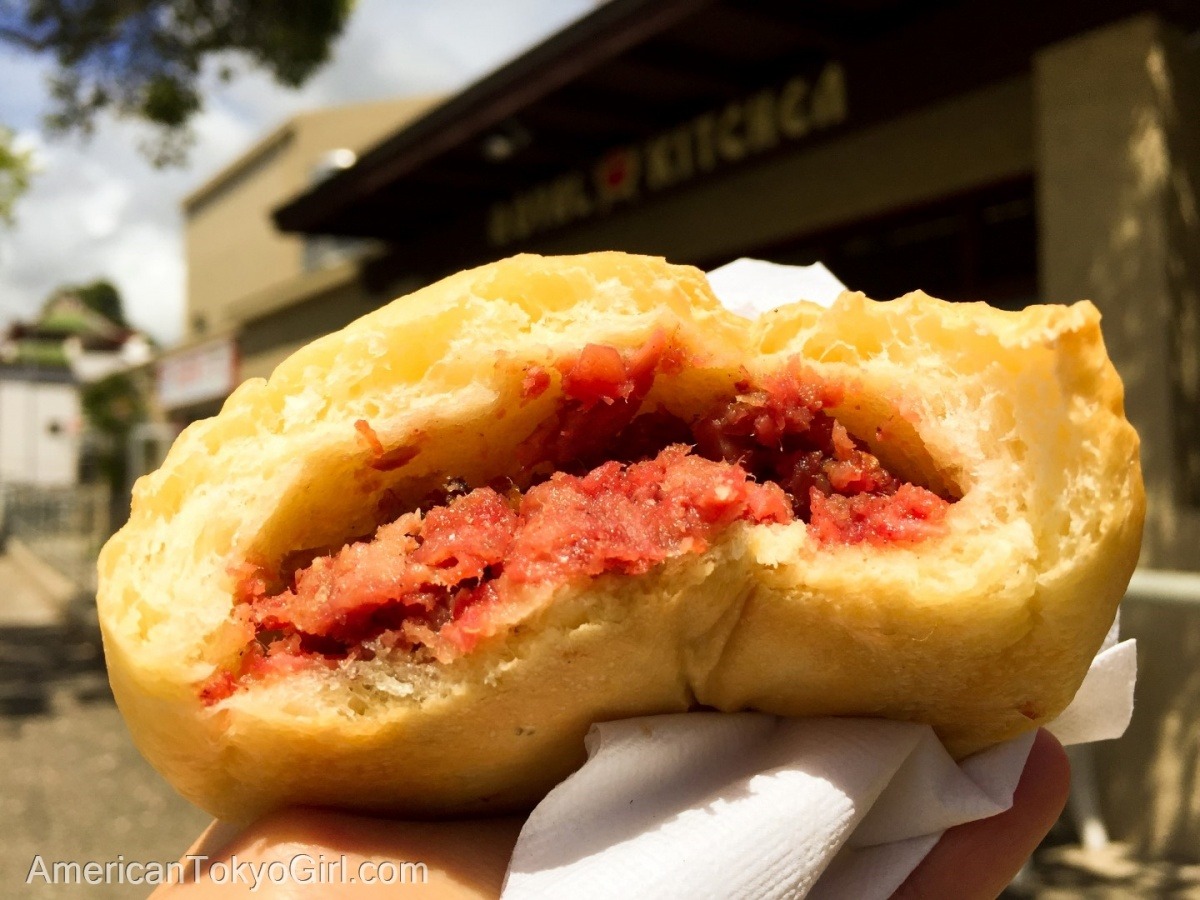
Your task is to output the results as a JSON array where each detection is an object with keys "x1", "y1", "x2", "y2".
[{"x1": 487, "y1": 61, "x2": 847, "y2": 247}]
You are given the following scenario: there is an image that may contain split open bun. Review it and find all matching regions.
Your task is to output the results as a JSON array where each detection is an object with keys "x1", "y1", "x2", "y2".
[{"x1": 98, "y1": 252, "x2": 1143, "y2": 823}]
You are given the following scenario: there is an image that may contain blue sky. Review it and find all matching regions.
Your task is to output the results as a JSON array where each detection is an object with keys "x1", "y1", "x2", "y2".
[{"x1": 0, "y1": 0, "x2": 594, "y2": 342}]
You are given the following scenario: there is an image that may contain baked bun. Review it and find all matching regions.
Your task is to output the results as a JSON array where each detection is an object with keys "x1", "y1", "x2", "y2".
[{"x1": 97, "y1": 252, "x2": 1143, "y2": 823}]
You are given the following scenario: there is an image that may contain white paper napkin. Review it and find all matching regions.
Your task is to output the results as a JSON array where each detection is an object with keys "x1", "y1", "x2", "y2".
[
  {"x1": 502, "y1": 638, "x2": 1136, "y2": 900},
  {"x1": 500, "y1": 260, "x2": 1138, "y2": 899}
]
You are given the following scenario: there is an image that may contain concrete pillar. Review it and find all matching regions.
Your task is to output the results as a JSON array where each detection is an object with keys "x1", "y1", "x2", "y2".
[
  {"x1": 1036, "y1": 15, "x2": 1200, "y2": 861},
  {"x1": 1037, "y1": 13, "x2": 1200, "y2": 567}
]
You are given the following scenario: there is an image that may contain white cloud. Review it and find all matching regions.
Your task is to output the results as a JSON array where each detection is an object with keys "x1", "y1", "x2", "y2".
[
  {"x1": 0, "y1": 45, "x2": 47, "y2": 131},
  {"x1": 0, "y1": 124, "x2": 188, "y2": 343},
  {"x1": 77, "y1": 172, "x2": 131, "y2": 241},
  {"x1": 0, "y1": 0, "x2": 593, "y2": 345}
]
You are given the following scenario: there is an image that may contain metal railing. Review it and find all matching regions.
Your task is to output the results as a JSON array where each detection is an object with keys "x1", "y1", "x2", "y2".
[{"x1": 0, "y1": 482, "x2": 109, "y2": 592}]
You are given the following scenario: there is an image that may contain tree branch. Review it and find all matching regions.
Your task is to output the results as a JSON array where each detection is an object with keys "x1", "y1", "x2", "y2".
[{"x1": 0, "y1": 24, "x2": 50, "y2": 52}]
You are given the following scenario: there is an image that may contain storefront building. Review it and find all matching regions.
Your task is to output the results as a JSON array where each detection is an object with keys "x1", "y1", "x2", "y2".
[
  {"x1": 275, "y1": 0, "x2": 1200, "y2": 576},
  {"x1": 189, "y1": 0, "x2": 1200, "y2": 859},
  {"x1": 272, "y1": 0, "x2": 1200, "y2": 859}
]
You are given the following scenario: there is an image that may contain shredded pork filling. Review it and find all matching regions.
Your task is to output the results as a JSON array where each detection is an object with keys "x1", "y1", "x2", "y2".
[{"x1": 200, "y1": 336, "x2": 952, "y2": 704}]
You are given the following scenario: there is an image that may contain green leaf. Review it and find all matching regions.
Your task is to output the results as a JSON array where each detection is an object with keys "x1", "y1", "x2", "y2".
[
  {"x1": 0, "y1": 127, "x2": 34, "y2": 225},
  {"x1": 1, "y1": 0, "x2": 354, "y2": 166}
]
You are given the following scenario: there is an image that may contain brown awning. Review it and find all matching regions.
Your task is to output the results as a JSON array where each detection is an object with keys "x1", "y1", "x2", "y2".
[{"x1": 272, "y1": 0, "x2": 1200, "y2": 285}]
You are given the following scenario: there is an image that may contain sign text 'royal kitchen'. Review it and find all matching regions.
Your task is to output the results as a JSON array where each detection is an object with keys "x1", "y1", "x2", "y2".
[{"x1": 487, "y1": 62, "x2": 847, "y2": 246}]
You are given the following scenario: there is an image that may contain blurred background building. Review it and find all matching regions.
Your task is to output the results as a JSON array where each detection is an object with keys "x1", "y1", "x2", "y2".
[
  {"x1": 154, "y1": 95, "x2": 439, "y2": 432},
  {"x1": 1, "y1": 284, "x2": 151, "y2": 589},
  {"x1": 164, "y1": 0, "x2": 1200, "y2": 866}
]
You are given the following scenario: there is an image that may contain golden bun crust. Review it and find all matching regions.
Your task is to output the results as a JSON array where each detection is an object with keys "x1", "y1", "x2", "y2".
[{"x1": 97, "y1": 252, "x2": 1143, "y2": 822}]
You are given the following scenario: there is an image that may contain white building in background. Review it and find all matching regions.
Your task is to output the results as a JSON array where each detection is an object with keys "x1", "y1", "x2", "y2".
[
  {"x1": 0, "y1": 291, "x2": 152, "y2": 487},
  {"x1": 64, "y1": 331, "x2": 153, "y2": 383},
  {"x1": 0, "y1": 370, "x2": 80, "y2": 486}
]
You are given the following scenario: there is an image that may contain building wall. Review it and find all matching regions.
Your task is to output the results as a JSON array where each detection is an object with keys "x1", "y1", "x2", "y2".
[
  {"x1": 184, "y1": 130, "x2": 300, "y2": 339},
  {"x1": 182, "y1": 97, "x2": 439, "y2": 345},
  {"x1": 1036, "y1": 14, "x2": 1200, "y2": 861},
  {"x1": 0, "y1": 379, "x2": 80, "y2": 486},
  {"x1": 1037, "y1": 14, "x2": 1200, "y2": 573}
]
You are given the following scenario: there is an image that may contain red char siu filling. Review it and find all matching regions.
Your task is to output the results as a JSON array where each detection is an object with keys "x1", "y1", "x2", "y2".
[{"x1": 200, "y1": 332, "x2": 952, "y2": 704}]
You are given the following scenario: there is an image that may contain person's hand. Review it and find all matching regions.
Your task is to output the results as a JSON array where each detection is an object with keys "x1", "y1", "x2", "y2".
[
  {"x1": 154, "y1": 813, "x2": 524, "y2": 898},
  {"x1": 155, "y1": 728, "x2": 1069, "y2": 899},
  {"x1": 894, "y1": 728, "x2": 1070, "y2": 898}
]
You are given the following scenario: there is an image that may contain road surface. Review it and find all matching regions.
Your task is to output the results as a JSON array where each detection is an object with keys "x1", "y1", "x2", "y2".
[{"x1": 0, "y1": 553, "x2": 210, "y2": 898}]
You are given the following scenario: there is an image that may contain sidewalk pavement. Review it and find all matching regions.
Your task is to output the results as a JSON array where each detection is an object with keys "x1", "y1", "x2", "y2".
[
  {"x1": 7, "y1": 533, "x2": 97, "y2": 599},
  {"x1": 1021, "y1": 843, "x2": 1200, "y2": 898},
  {"x1": 0, "y1": 551, "x2": 211, "y2": 898},
  {"x1": 0, "y1": 550, "x2": 63, "y2": 629}
]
